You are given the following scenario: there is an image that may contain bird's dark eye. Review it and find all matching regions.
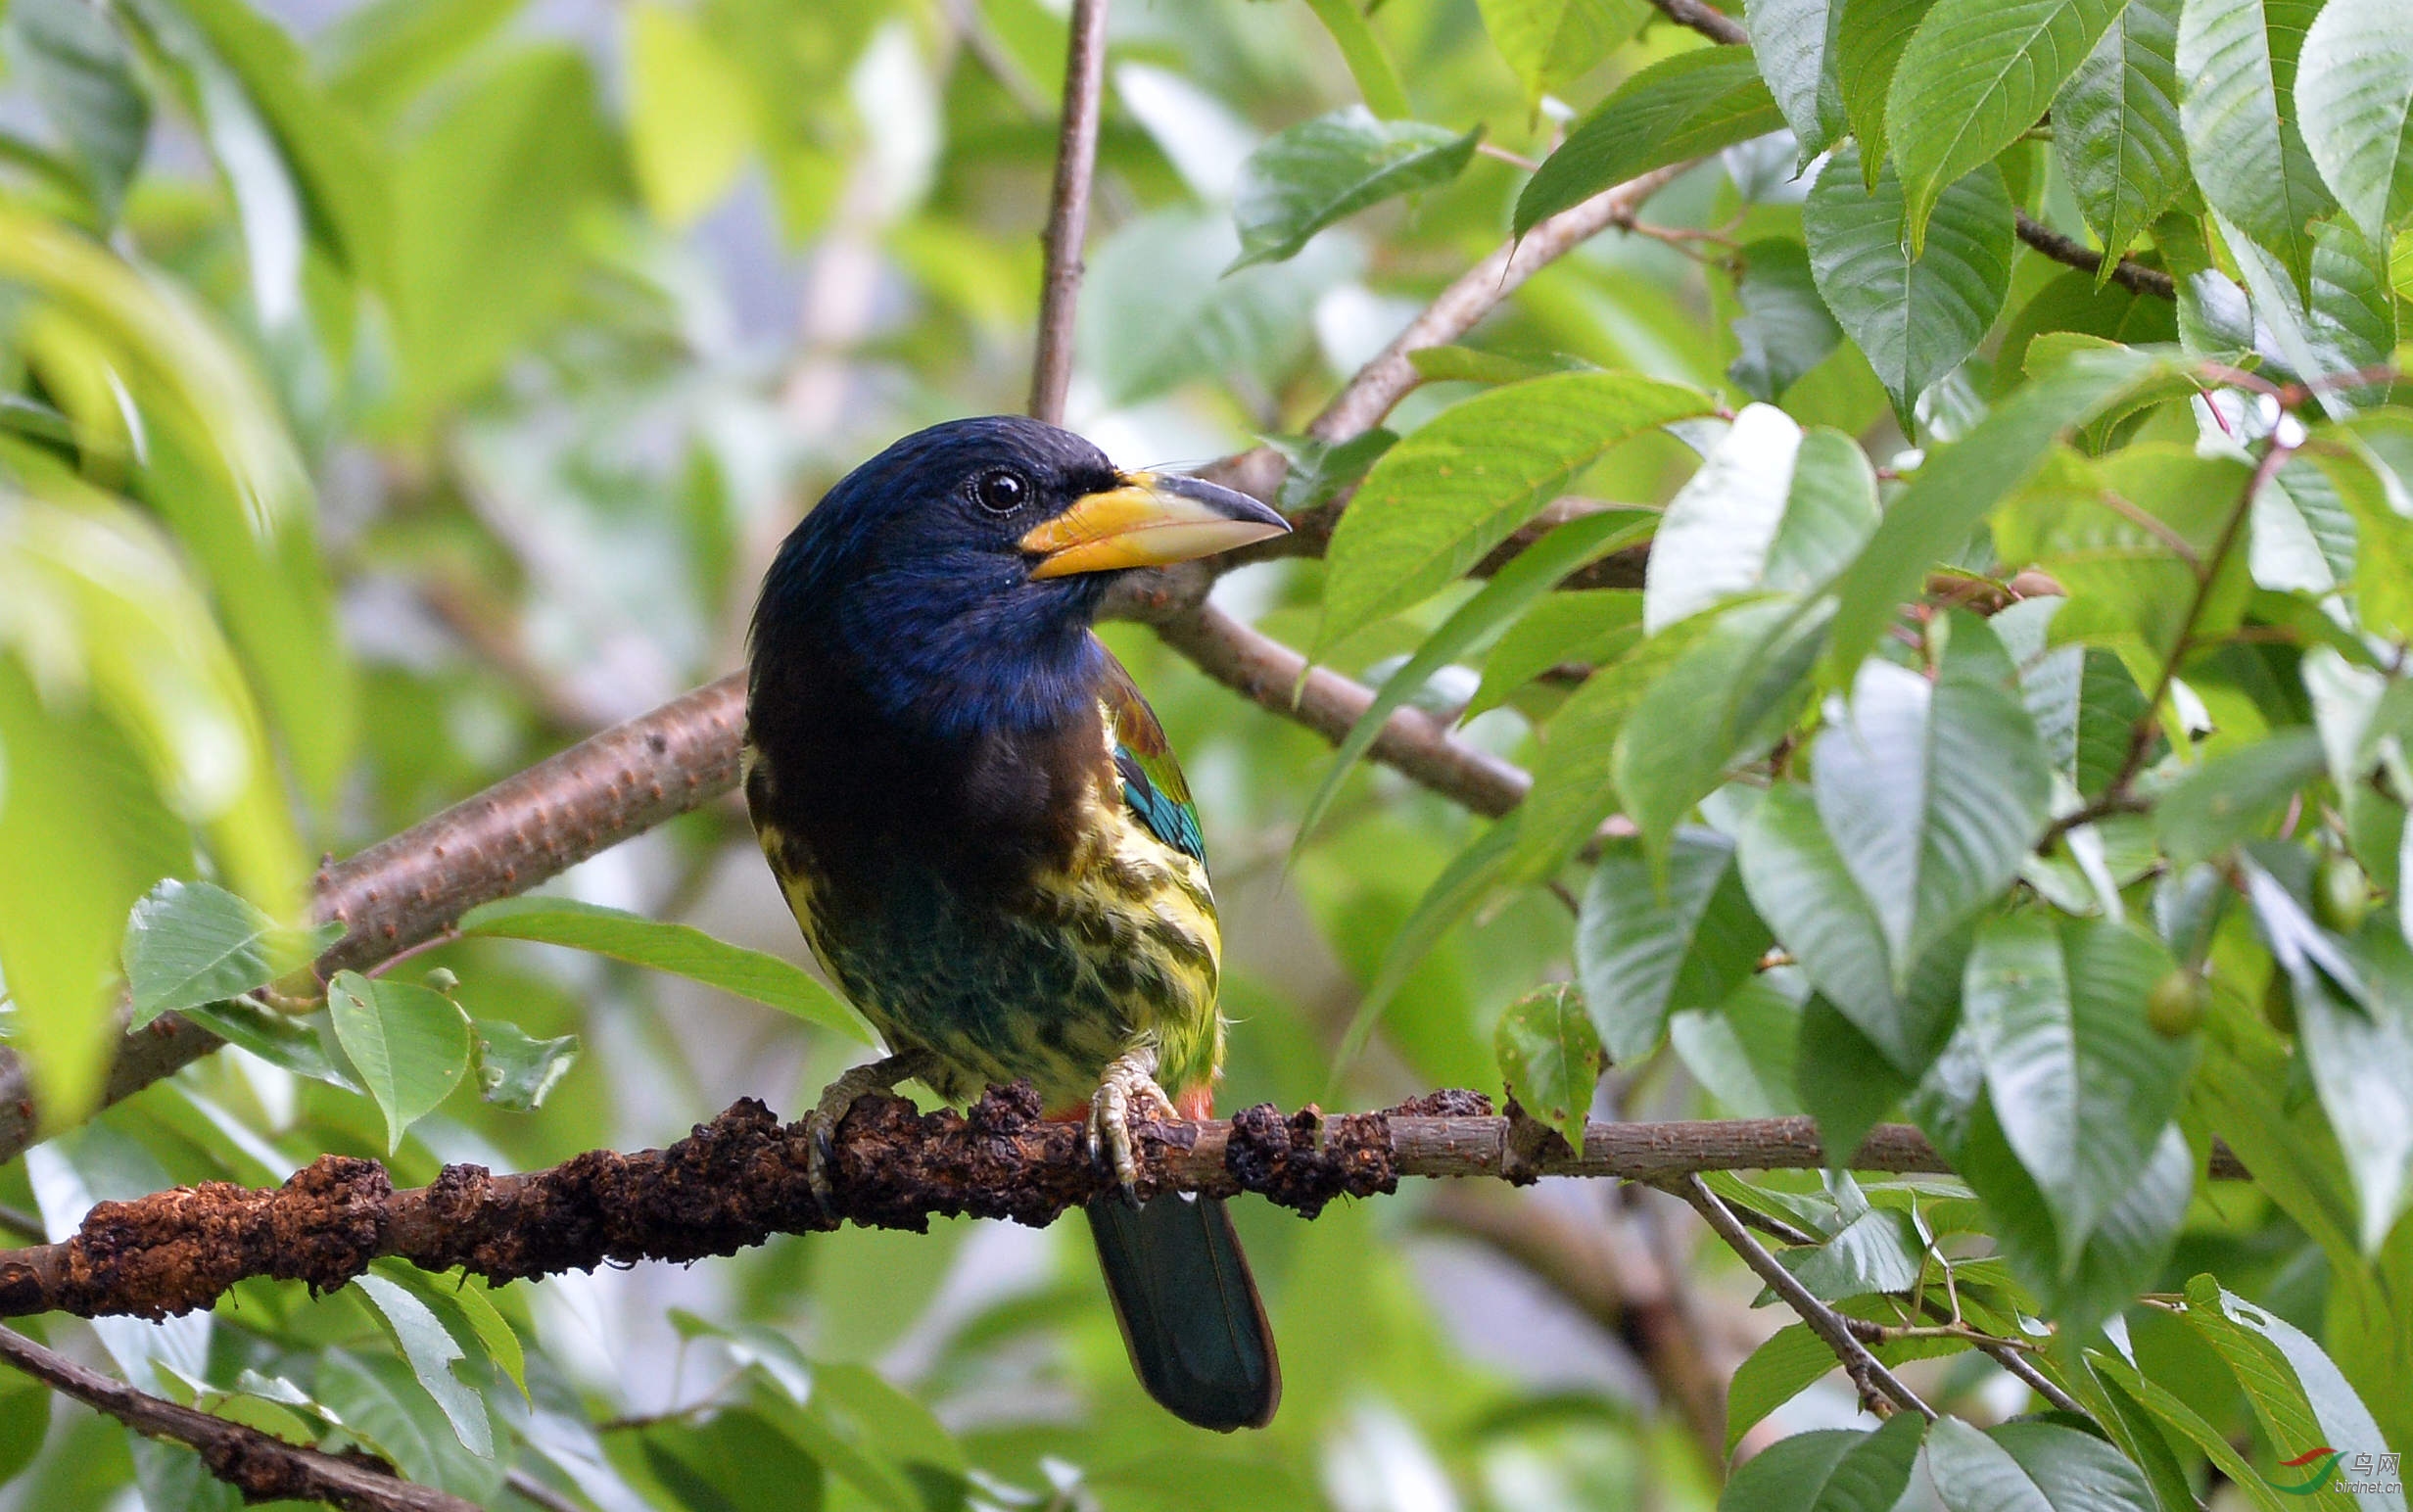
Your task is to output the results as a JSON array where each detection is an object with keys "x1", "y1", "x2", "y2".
[{"x1": 972, "y1": 468, "x2": 1029, "y2": 514}]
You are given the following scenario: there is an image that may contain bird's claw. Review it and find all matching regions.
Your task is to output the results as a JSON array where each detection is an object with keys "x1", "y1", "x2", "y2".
[
  {"x1": 1087, "y1": 1047, "x2": 1179, "y2": 1202},
  {"x1": 801, "y1": 1049, "x2": 931, "y2": 1217}
]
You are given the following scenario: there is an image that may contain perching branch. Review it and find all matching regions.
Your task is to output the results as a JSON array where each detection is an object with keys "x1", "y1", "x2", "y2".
[
  {"x1": 1640, "y1": 0, "x2": 2176, "y2": 303},
  {"x1": 1026, "y1": 0, "x2": 1112, "y2": 425},
  {"x1": 0, "y1": 1323, "x2": 478, "y2": 1512},
  {"x1": 0, "y1": 1087, "x2": 1989, "y2": 1325}
]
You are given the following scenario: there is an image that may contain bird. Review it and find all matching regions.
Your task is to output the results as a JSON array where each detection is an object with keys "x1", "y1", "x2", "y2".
[{"x1": 743, "y1": 415, "x2": 1291, "y2": 1431}]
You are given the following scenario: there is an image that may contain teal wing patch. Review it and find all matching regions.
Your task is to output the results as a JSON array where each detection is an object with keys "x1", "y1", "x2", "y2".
[{"x1": 1099, "y1": 648, "x2": 1206, "y2": 865}]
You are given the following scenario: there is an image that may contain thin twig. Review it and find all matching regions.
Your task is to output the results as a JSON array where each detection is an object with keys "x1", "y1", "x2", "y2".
[
  {"x1": 1672, "y1": 1176, "x2": 1936, "y2": 1421},
  {"x1": 0, "y1": 1324, "x2": 477, "y2": 1512},
  {"x1": 2110, "y1": 437, "x2": 2296, "y2": 794},
  {"x1": 1027, "y1": 0, "x2": 1112, "y2": 424},
  {"x1": 503, "y1": 1468, "x2": 589, "y2": 1512}
]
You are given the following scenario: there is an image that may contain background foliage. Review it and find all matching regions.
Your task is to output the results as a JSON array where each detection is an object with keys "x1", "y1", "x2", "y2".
[{"x1": 0, "y1": 0, "x2": 2410, "y2": 1505}]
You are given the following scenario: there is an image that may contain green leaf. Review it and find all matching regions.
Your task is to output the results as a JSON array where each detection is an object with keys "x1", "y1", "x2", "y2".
[
  {"x1": 1741, "y1": 784, "x2": 1960, "y2": 1072},
  {"x1": 1794, "y1": 995, "x2": 1915, "y2": 1161},
  {"x1": 2178, "y1": 0, "x2": 2335, "y2": 290},
  {"x1": 354, "y1": 1273, "x2": 493, "y2": 1459},
  {"x1": 1266, "y1": 427, "x2": 1398, "y2": 513},
  {"x1": 1716, "y1": 1414, "x2": 1927, "y2": 1512},
  {"x1": 121, "y1": 878, "x2": 338, "y2": 1029},
  {"x1": 1464, "y1": 589, "x2": 1643, "y2": 719},
  {"x1": 1643, "y1": 404, "x2": 1805, "y2": 633},
  {"x1": 1513, "y1": 47, "x2": 1783, "y2": 235},
  {"x1": 473, "y1": 1019, "x2": 580, "y2": 1112},
  {"x1": 1492, "y1": 981, "x2": 1602, "y2": 1145},
  {"x1": 7, "y1": 0, "x2": 151, "y2": 220},
  {"x1": 180, "y1": 1000, "x2": 358, "y2": 1092},
  {"x1": 1725, "y1": 1321, "x2": 1963, "y2": 1455},
  {"x1": 1887, "y1": 0, "x2": 2126, "y2": 256},
  {"x1": 2296, "y1": 0, "x2": 2413, "y2": 247},
  {"x1": 1301, "y1": 0, "x2": 1412, "y2": 119},
  {"x1": 2152, "y1": 727, "x2": 2327, "y2": 867},
  {"x1": 1671, "y1": 974, "x2": 1806, "y2": 1117},
  {"x1": 628, "y1": 0, "x2": 756, "y2": 227},
  {"x1": 1476, "y1": 0, "x2": 1648, "y2": 108},
  {"x1": 1317, "y1": 372, "x2": 1716, "y2": 654},
  {"x1": 1728, "y1": 238, "x2": 1845, "y2": 402},
  {"x1": 2083, "y1": 1349, "x2": 2297, "y2": 1512},
  {"x1": 1777, "y1": 1205, "x2": 1925, "y2": 1300},
  {"x1": 459, "y1": 897, "x2": 873, "y2": 1042},
  {"x1": 1964, "y1": 915, "x2": 2190, "y2": 1268},
  {"x1": 1766, "y1": 429, "x2": 1884, "y2": 592},
  {"x1": 326, "y1": 970, "x2": 472, "y2": 1153},
  {"x1": 2240, "y1": 861, "x2": 2413, "y2": 1252},
  {"x1": 1747, "y1": 0, "x2": 1850, "y2": 159},
  {"x1": 1813, "y1": 617, "x2": 2053, "y2": 987},
  {"x1": 315, "y1": 1350, "x2": 500, "y2": 1501},
  {"x1": 1405, "y1": 346, "x2": 1598, "y2": 386},
  {"x1": 1231, "y1": 108, "x2": 1479, "y2": 269},
  {"x1": 1803, "y1": 146, "x2": 2015, "y2": 425},
  {"x1": 2224, "y1": 214, "x2": 2399, "y2": 419},
  {"x1": 1835, "y1": 0, "x2": 1939, "y2": 187},
  {"x1": 1926, "y1": 1416, "x2": 2159, "y2": 1512},
  {"x1": 2051, "y1": 0, "x2": 2187, "y2": 271},
  {"x1": 1576, "y1": 829, "x2": 1773, "y2": 1064},
  {"x1": 1614, "y1": 599, "x2": 1825, "y2": 857},
  {"x1": 1822, "y1": 343, "x2": 2167, "y2": 681},
  {"x1": 434, "y1": 1274, "x2": 525, "y2": 1401},
  {"x1": 2252, "y1": 458, "x2": 2356, "y2": 596},
  {"x1": 2179, "y1": 1278, "x2": 2406, "y2": 1511},
  {"x1": 1300, "y1": 508, "x2": 1653, "y2": 844}
]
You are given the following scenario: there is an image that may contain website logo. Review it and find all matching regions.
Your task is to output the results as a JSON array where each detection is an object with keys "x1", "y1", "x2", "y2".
[{"x1": 2262, "y1": 1448, "x2": 2343, "y2": 1496}]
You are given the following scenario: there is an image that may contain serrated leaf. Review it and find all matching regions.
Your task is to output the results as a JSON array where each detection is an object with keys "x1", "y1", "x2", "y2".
[
  {"x1": 1476, "y1": 0, "x2": 1649, "y2": 108},
  {"x1": 2179, "y1": 1280, "x2": 2406, "y2": 1511},
  {"x1": 1513, "y1": 47, "x2": 1782, "y2": 235},
  {"x1": 326, "y1": 970, "x2": 471, "y2": 1153},
  {"x1": 1747, "y1": 0, "x2": 1849, "y2": 159},
  {"x1": 121, "y1": 878, "x2": 338, "y2": 1028},
  {"x1": 354, "y1": 1273, "x2": 493, "y2": 1459},
  {"x1": 1317, "y1": 372, "x2": 1715, "y2": 654},
  {"x1": 1776, "y1": 1205, "x2": 1925, "y2": 1300},
  {"x1": 1716, "y1": 1414, "x2": 1926, "y2": 1512},
  {"x1": 2224, "y1": 213, "x2": 2398, "y2": 420},
  {"x1": 1728, "y1": 238, "x2": 1845, "y2": 402},
  {"x1": 2178, "y1": 0, "x2": 2335, "y2": 290},
  {"x1": 1577, "y1": 828, "x2": 1772, "y2": 1064},
  {"x1": 1813, "y1": 618, "x2": 2053, "y2": 987},
  {"x1": 1231, "y1": 108, "x2": 1478, "y2": 269},
  {"x1": 1964, "y1": 915, "x2": 2190, "y2": 1269},
  {"x1": 1926, "y1": 1416, "x2": 2159, "y2": 1512},
  {"x1": 459, "y1": 897, "x2": 872, "y2": 1043},
  {"x1": 1300, "y1": 508, "x2": 1654, "y2": 844},
  {"x1": 1822, "y1": 343, "x2": 2167, "y2": 681},
  {"x1": 1493, "y1": 982, "x2": 1601, "y2": 1145},
  {"x1": 1835, "y1": 0, "x2": 1938, "y2": 187},
  {"x1": 2296, "y1": 0, "x2": 2413, "y2": 247},
  {"x1": 2053, "y1": 0, "x2": 2188, "y2": 270},
  {"x1": 1887, "y1": 0, "x2": 2126, "y2": 256},
  {"x1": 1804, "y1": 146, "x2": 2014, "y2": 426},
  {"x1": 473, "y1": 1019, "x2": 580, "y2": 1112}
]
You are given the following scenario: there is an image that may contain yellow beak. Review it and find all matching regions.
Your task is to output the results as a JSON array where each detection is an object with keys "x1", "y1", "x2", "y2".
[{"x1": 1019, "y1": 472, "x2": 1291, "y2": 579}]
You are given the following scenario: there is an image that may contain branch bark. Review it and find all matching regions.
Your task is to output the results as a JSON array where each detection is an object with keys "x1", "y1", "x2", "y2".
[
  {"x1": 1026, "y1": 0, "x2": 1112, "y2": 424},
  {"x1": 0, "y1": 1323, "x2": 478, "y2": 1512},
  {"x1": 0, "y1": 1087, "x2": 1989, "y2": 1324}
]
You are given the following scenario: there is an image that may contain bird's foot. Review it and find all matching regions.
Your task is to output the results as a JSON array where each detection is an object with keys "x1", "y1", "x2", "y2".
[
  {"x1": 1087, "y1": 1046, "x2": 1180, "y2": 1202},
  {"x1": 802, "y1": 1049, "x2": 934, "y2": 1216}
]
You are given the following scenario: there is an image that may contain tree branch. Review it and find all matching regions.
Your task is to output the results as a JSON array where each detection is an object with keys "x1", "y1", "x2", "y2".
[
  {"x1": 0, "y1": 1323, "x2": 478, "y2": 1512},
  {"x1": 1026, "y1": 0, "x2": 1112, "y2": 424},
  {"x1": 0, "y1": 1088, "x2": 1986, "y2": 1324},
  {"x1": 1671, "y1": 1175, "x2": 1936, "y2": 1421}
]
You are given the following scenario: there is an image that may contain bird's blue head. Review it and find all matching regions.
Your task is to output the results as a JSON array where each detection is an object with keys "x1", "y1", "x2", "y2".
[{"x1": 751, "y1": 416, "x2": 1288, "y2": 736}]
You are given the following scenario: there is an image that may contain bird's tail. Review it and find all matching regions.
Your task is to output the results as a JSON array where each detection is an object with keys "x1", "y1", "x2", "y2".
[{"x1": 1084, "y1": 1192, "x2": 1280, "y2": 1431}]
